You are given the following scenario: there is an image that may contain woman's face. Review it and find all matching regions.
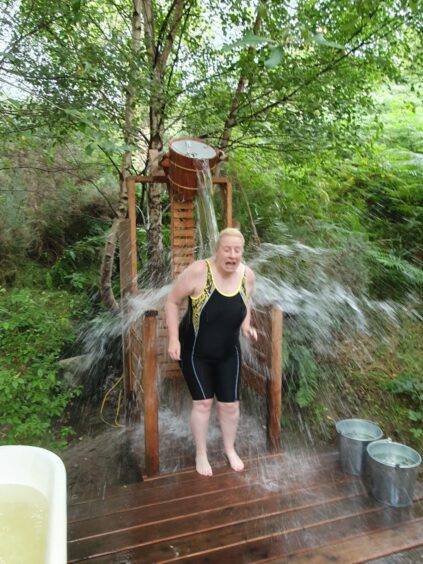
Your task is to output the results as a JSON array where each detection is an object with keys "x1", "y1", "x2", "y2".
[{"x1": 215, "y1": 235, "x2": 244, "y2": 273}]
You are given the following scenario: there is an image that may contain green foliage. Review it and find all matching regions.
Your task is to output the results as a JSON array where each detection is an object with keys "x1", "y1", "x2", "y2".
[
  {"x1": 0, "y1": 131, "x2": 116, "y2": 285},
  {"x1": 383, "y1": 374, "x2": 423, "y2": 441},
  {"x1": 0, "y1": 288, "x2": 84, "y2": 447},
  {"x1": 290, "y1": 345, "x2": 320, "y2": 409},
  {"x1": 48, "y1": 231, "x2": 107, "y2": 292}
]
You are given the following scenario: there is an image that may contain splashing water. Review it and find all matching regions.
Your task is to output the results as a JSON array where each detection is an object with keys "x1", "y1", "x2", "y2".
[{"x1": 63, "y1": 159, "x2": 420, "y2": 494}]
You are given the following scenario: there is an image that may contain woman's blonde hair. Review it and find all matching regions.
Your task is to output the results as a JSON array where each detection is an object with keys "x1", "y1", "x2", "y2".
[{"x1": 216, "y1": 227, "x2": 245, "y2": 249}]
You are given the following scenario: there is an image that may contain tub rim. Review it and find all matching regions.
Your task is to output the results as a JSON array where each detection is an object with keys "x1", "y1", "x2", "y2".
[
  {"x1": 366, "y1": 439, "x2": 422, "y2": 469},
  {"x1": 335, "y1": 418, "x2": 384, "y2": 442}
]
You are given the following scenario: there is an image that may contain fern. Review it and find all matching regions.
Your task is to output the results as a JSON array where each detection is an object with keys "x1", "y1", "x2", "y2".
[{"x1": 367, "y1": 248, "x2": 423, "y2": 285}]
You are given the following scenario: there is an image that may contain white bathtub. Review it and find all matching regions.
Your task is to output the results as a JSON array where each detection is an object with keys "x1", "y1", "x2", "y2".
[{"x1": 0, "y1": 445, "x2": 67, "y2": 563}]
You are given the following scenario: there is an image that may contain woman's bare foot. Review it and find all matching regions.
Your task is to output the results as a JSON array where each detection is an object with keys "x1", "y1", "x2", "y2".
[
  {"x1": 224, "y1": 449, "x2": 244, "y2": 472},
  {"x1": 195, "y1": 453, "x2": 213, "y2": 476}
]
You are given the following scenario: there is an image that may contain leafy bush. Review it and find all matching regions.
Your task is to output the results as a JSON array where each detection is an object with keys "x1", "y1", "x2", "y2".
[{"x1": 0, "y1": 287, "x2": 85, "y2": 447}]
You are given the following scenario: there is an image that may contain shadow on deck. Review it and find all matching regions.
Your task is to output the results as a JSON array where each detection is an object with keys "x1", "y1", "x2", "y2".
[{"x1": 68, "y1": 449, "x2": 423, "y2": 563}]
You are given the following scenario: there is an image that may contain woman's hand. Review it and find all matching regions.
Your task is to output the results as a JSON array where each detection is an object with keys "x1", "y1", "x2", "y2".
[
  {"x1": 242, "y1": 325, "x2": 258, "y2": 341},
  {"x1": 168, "y1": 337, "x2": 181, "y2": 361}
]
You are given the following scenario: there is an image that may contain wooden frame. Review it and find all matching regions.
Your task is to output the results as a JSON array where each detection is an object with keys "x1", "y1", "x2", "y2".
[{"x1": 119, "y1": 175, "x2": 283, "y2": 475}]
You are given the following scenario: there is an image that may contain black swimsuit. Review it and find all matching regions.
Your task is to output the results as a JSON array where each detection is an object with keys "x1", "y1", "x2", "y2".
[{"x1": 179, "y1": 259, "x2": 248, "y2": 402}]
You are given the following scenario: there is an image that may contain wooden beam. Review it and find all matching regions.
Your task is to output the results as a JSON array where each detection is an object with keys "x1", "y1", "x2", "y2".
[
  {"x1": 224, "y1": 180, "x2": 233, "y2": 228},
  {"x1": 143, "y1": 310, "x2": 159, "y2": 476},
  {"x1": 126, "y1": 178, "x2": 138, "y2": 294},
  {"x1": 128, "y1": 175, "x2": 169, "y2": 184},
  {"x1": 119, "y1": 218, "x2": 139, "y2": 422},
  {"x1": 267, "y1": 307, "x2": 283, "y2": 451}
]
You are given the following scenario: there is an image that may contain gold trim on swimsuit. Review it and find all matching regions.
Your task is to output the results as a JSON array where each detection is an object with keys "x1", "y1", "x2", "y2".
[{"x1": 190, "y1": 260, "x2": 247, "y2": 333}]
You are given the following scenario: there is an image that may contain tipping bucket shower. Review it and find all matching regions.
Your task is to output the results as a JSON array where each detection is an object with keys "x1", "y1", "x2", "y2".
[
  {"x1": 367, "y1": 439, "x2": 421, "y2": 507},
  {"x1": 168, "y1": 137, "x2": 220, "y2": 200},
  {"x1": 336, "y1": 419, "x2": 383, "y2": 475}
]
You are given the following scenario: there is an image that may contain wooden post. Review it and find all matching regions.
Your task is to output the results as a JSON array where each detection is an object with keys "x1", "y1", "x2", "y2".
[
  {"x1": 143, "y1": 310, "x2": 159, "y2": 476},
  {"x1": 127, "y1": 177, "x2": 138, "y2": 294},
  {"x1": 119, "y1": 219, "x2": 135, "y2": 421},
  {"x1": 267, "y1": 307, "x2": 283, "y2": 451},
  {"x1": 223, "y1": 180, "x2": 233, "y2": 228},
  {"x1": 120, "y1": 178, "x2": 139, "y2": 423}
]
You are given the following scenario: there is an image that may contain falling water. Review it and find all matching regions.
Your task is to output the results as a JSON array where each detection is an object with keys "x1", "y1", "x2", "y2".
[{"x1": 194, "y1": 160, "x2": 219, "y2": 257}]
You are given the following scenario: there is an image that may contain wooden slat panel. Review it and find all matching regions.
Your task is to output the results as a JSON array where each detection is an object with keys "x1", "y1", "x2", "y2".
[
  {"x1": 172, "y1": 238, "x2": 196, "y2": 247},
  {"x1": 173, "y1": 258, "x2": 193, "y2": 266},
  {"x1": 173, "y1": 210, "x2": 195, "y2": 219},
  {"x1": 172, "y1": 219, "x2": 195, "y2": 228}
]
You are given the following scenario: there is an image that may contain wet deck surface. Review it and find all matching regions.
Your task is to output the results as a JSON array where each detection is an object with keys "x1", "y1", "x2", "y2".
[{"x1": 68, "y1": 449, "x2": 423, "y2": 563}]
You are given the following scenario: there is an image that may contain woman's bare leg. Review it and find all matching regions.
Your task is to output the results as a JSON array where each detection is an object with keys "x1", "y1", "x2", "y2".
[
  {"x1": 191, "y1": 399, "x2": 214, "y2": 476},
  {"x1": 217, "y1": 401, "x2": 244, "y2": 471}
]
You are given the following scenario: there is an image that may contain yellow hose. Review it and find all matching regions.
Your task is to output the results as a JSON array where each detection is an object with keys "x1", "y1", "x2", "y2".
[{"x1": 99, "y1": 375, "x2": 125, "y2": 428}]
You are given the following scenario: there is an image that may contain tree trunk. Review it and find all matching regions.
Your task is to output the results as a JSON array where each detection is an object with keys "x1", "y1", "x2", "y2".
[
  {"x1": 219, "y1": 4, "x2": 264, "y2": 156},
  {"x1": 141, "y1": 0, "x2": 186, "y2": 285},
  {"x1": 99, "y1": 0, "x2": 142, "y2": 311}
]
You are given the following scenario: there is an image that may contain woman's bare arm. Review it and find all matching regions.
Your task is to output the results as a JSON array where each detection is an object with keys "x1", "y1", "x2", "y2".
[
  {"x1": 165, "y1": 261, "x2": 206, "y2": 360},
  {"x1": 241, "y1": 266, "x2": 257, "y2": 341}
]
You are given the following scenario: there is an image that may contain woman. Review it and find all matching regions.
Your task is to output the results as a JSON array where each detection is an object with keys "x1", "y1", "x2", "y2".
[{"x1": 165, "y1": 227, "x2": 257, "y2": 476}]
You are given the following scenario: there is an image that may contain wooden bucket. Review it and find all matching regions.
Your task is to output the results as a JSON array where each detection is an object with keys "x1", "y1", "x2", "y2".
[{"x1": 168, "y1": 137, "x2": 220, "y2": 201}]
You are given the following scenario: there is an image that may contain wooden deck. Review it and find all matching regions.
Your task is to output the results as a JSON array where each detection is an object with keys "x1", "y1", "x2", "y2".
[{"x1": 68, "y1": 449, "x2": 423, "y2": 563}]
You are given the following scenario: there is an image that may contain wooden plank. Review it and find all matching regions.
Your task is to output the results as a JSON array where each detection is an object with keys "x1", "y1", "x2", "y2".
[
  {"x1": 283, "y1": 519, "x2": 423, "y2": 564},
  {"x1": 76, "y1": 496, "x2": 423, "y2": 563},
  {"x1": 68, "y1": 449, "x2": 340, "y2": 504},
  {"x1": 173, "y1": 210, "x2": 195, "y2": 219},
  {"x1": 68, "y1": 452, "x2": 341, "y2": 521},
  {"x1": 172, "y1": 219, "x2": 196, "y2": 228},
  {"x1": 129, "y1": 174, "x2": 168, "y2": 184},
  {"x1": 173, "y1": 200, "x2": 194, "y2": 211},
  {"x1": 172, "y1": 231, "x2": 195, "y2": 239},
  {"x1": 212, "y1": 176, "x2": 232, "y2": 185},
  {"x1": 366, "y1": 545, "x2": 423, "y2": 563},
  {"x1": 68, "y1": 476, "x2": 358, "y2": 543},
  {"x1": 172, "y1": 238, "x2": 196, "y2": 247},
  {"x1": 142, "y1": 311, "x2": 159, "y2": 477},
  {"x1": 148, "y1": 498, "x2": 423, "y2": 563},
  {"x1": 172, "y1": 247, "x2": 196, "y2": 256},
  {"x1": 173, "y1": 256, "x2": 193, "y2": 264},
  {"x1": 68, "y1": 450, "x2": 337, "y2": 507},
  {"x1": 68, "y1": 480, "x2": 366, "y2": 561}
]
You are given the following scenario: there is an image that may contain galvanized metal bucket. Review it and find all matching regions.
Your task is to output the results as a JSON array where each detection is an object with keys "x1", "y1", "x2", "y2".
[
  {"x1": 336, "y1": 418, "x2": 383, "y2": 475},
  {"x1": 367, "y1": 439, "x2": 422, "y2": 507}
]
